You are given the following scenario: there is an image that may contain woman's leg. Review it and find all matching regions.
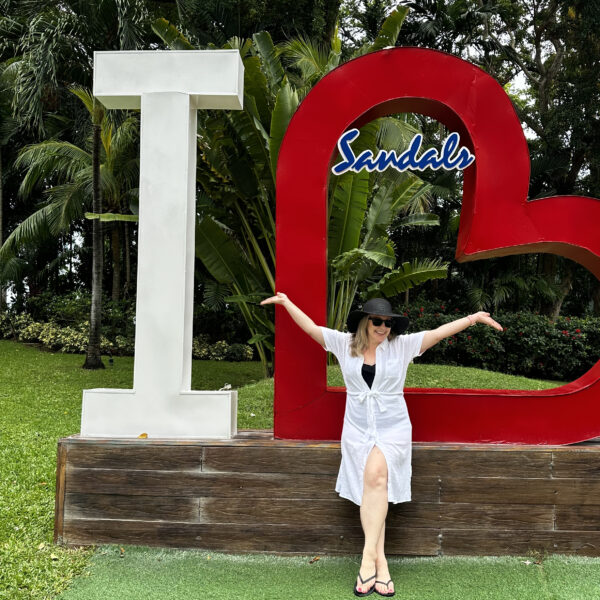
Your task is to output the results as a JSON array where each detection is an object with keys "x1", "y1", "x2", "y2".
[
  {"x1": 374, "y1": 523, "x2": 394, "y2": 595},
  {"x1": 356, "y1": 445, "x2": 389, "y2": 593}
]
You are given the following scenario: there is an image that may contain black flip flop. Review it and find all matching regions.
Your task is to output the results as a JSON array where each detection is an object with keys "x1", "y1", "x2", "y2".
[
  {"x1": 354, "y1": 572, "x2": 377, "y2": 597},
  {"x1": 374, "y1": 579, "x2": 395, "y2": 597}
]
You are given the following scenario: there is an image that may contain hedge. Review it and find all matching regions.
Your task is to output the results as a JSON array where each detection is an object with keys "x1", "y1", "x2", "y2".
[
  {"x1": 400, "y1": 301, "x2": 598, "y2": 381},
  {"x1": 0, "y1": 313, "x2": 254, "y2": 362}
]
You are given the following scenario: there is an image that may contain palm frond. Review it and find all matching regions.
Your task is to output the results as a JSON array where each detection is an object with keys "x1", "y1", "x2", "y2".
[
  {"x1": 70, "y1": 86, "x2": 105, "y2": 125},
  {"x1": 202, "y1": 279, "x2": 231, "y2": 311},
  {"x1": 279, "y1": 36, "x2": 331, "y2": 84},
  {"x1": 0, "y1": 202, "x2": 54, "y2": 260},
  {"x1": 331, "y1": 247, "x2": 396, "y2": 279},
  {"x1": 0, "y1": 255, "x2": 27, "y2": 284},
  {"x1": 16, "y1": 141, "x2": 90, "y2": 198},
  {"x1": 466, "y1": 284, "x2": 491, "y2": 311}
]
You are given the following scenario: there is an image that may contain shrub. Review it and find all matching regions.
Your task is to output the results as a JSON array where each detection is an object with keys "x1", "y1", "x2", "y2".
[
  {"x1": 225, "y1": 343, "x2": 255, "y2": 361},
  {"x1": 400, "y1": 303, "x2": 597, "y2": 381},
  {"x1": 0, "y1": 310, "x2": 256, "y2": 361},
  {"x1": 191, "y1": 336, "x2": 254, "y2": 361},
  {"x1": 208, "y1": 340, "x2": 229, "y2": 361}
]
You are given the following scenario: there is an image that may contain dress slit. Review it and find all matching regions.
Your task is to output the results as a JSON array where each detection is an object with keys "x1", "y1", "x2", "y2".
[{"x1": 363, "y1": 443, "x2": 390, "y2": 496}]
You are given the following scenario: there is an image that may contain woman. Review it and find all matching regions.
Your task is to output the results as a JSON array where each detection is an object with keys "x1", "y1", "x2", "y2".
[{"x1": 260, "y1": 292, "x2": 502, "y2": 597}]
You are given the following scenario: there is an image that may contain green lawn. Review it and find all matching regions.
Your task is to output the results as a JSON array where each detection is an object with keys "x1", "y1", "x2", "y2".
[
  {"x1": 0, "y1": 338, "x2": 589, "y2": 599},
  {"x1": 0, "y1": 340, "x2": 264, "y2": 599},
  {"x1": 57, "y1": 546, "x2": 600, "y2": 600}
]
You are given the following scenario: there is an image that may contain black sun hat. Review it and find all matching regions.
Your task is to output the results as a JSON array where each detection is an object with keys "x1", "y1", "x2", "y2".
[{"x1": 347, "y1": 297, "x2": 410, "y2": 334}]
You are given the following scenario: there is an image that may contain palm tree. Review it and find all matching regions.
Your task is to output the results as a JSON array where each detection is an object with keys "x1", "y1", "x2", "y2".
[
  {"x1": 0, "y1": 61, "x2": 21, "y2": 309},
  {"x1": 2, "y1": 0, "x2": 148, "y2": 136},
  {"x1": 0, "y1": 89, "x2": 139, "y2": 367}
]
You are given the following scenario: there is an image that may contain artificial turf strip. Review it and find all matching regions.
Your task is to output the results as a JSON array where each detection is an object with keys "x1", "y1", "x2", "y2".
[{"x1": 57, "y1": 546, "x2": 600, "y2": 600}]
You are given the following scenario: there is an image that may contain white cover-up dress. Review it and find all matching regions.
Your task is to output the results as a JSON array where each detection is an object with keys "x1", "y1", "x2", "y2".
[{"x1": 320, "y1": 327, "x2": 426, "y2": 506}]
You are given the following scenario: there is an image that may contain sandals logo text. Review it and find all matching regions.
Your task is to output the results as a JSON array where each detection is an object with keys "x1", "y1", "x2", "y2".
[{"x1": 332, "y1": 128, "x2": 475, "y2": 175}]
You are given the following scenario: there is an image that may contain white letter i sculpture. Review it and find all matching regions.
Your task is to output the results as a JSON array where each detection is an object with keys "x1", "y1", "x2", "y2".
[{"x1": 81, "y1": 50, "x2": 244, "y2": 438}]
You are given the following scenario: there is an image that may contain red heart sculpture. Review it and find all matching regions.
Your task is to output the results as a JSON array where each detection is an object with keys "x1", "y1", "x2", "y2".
[{"x1": 274, "y1": 47, "x2": 600, "y2": 444}]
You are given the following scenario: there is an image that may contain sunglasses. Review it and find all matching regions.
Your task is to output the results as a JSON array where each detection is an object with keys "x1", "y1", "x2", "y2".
[{"x1": 368, "y1": 317, "x2": 393, "y2": 328}]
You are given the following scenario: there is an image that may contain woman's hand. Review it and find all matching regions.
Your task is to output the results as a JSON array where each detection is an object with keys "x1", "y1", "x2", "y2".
[
  {"x1": 471, "y1": 311, "x2": 503, "y2": 331},
  {"x1": 260, "y1": 292, "x2": 289, "y2": 306},
  {"x1": 260, "y1": 292, "x2": 325, "y2": 346}
]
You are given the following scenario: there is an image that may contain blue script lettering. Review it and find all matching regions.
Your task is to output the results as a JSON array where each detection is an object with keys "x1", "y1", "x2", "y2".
[{"x1": 331, "y1": 128, "x2": 475, "y2": 175}]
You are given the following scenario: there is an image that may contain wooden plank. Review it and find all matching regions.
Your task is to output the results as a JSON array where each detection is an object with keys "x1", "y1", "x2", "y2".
[
  {"x1": 387, "y1": 502, "x2": 440, "y2": 528},
  {"x1": 552, "y1": 451, "x2": 600, "y2": 478},
  {"x1": 66, "y1": 467, "x2": 339, "y2": 498},
  {"x1": 555, "y1": 506, "x2": 600, "y2": 531},
  {"x1": 62, "y1": 519, "x2": 440, "y2": 555},
  {"x1": 53, "y1": 441, "x2": 67, "y2": 544},
  {"x1": 60, "y1": 434, "x2": 335, "y2": 448},
  {"x1": 441, "y1": 530, "x2": 600, "y2": 556},
  {"x1": 554, "y1": 480, "x2": 600, "y2": 505},
  {"x1": 201, "y1": 500, "x2": 442, "y2": 529},
  {"x1": 441, "y1": 478, "x2": 557, "y2": 504},
  {"x1": 199, "y1": 497, "x2": 359, "y2": 526},
  {"x1": 203, "y1": 446, "x2": 340, "y2": 475},
  {"x1": 65, "y1": 443, "x2": 202, "y2": 470},
  {"x1": 439, "y1": 503, "x2": 553, "y2": 530},
  {"x1": 412, "y1": 449, "x2": 551, "y2": 479},
  {"x1": 411, "y1": 477, "x2": 439, "y2": 502},
  {"x1": 65, "y1": 493, "x2": 199, "y2": 522}
]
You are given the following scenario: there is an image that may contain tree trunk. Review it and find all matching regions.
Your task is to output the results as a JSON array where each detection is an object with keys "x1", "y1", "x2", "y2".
[
  {"x1": 539, "y1": 254, "x2": 557, "y2": 317},
  {"x1": 593, "y1": 282, "x2": 600, "y2": 317},
  {"x1": 0, "y1": 146, "x2": 4, "y2": 310},
  {"x1": 549, "y1": 262, "x2": 573, "y2": 321},
  {"x1": 83, "y1": 123, "x2": 105, "y2": 369},
  {"x1": 123, "y1": 221, "x2": 131, "y2": 298},
  {"x1": 111, "y1": 222, "x2": 121, "y2": 302}
]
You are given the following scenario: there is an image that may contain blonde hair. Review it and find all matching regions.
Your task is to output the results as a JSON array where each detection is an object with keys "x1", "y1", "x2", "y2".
[{"x1": 350, "y1": 315, "x2": 397, "y2": 357}]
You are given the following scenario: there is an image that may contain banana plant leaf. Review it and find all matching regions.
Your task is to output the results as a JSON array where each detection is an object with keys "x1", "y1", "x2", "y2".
[
  {"x1": 151, "y1": 18, "x2": 195, "y2": 50},
  {"x1": 269, "y1": 82, "x2": 299, "y2": 179},
  {"x1": 85, "y1": 212, "x2": 138, "y2": 222},
  {"x1": 370, "y1": 8, "x2": 410, "y2": 52},
  {"x1": 368, "y1": 259, "x2": 448, "y2": 296}
]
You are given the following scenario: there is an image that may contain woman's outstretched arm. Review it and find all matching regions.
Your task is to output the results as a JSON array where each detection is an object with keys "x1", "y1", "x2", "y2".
[
  {"x1": 420, "y1": 311, "x2": 503, "y2": 354},
  {"x1": 261, "y1": 292, "x2": 325, "y2": 347}
]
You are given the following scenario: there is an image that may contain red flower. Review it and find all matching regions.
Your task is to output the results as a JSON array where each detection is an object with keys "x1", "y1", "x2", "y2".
[
  {"x1": 419, "y1": 307, "x2": 424, "y2": 312},
  {"x1": 448, "y1": 339, "x2": 453, "y2": 344},
  {"x1": 562, "y1": 330, "x2": 568, "y2": 335},
  {"x1": 576, "y1": 329, "x2": 581, "y2": 333},
  {"x1": 441, "y1": 305, "x2": 445, "y2": 310},
  {"x1": 467, "y1": 336, "x2": 472, "y2": 340},
  {"x1": 403, "y1": 312, "x2": 408, "y2": 316}
]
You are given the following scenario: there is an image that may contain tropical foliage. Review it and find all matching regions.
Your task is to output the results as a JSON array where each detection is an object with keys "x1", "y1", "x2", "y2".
[
  {"x1": 154, "y1": 8, "x2": 448, "y2": 374},
  {"x1": 1, "y1": 0, "x2": 599, "y2": 375}
]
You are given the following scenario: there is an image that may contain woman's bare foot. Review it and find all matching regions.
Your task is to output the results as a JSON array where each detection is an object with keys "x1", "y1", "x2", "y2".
[
  {"x1": 356, "y1": 551, "x2": 377, "y2": 594},
  {"x1": 375, "y1": 557, "x2": 394, "y2": 595}
]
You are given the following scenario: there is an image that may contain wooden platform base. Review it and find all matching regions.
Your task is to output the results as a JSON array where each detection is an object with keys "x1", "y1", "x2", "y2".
[{"x1": 55, "y1": 432, "x2": 600, "y2": 556}]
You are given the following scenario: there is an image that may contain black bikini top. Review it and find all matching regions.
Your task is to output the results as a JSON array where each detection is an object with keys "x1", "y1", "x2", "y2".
[{"x1": 362, "y1": 363, "x2": 376, "y2": 389}]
